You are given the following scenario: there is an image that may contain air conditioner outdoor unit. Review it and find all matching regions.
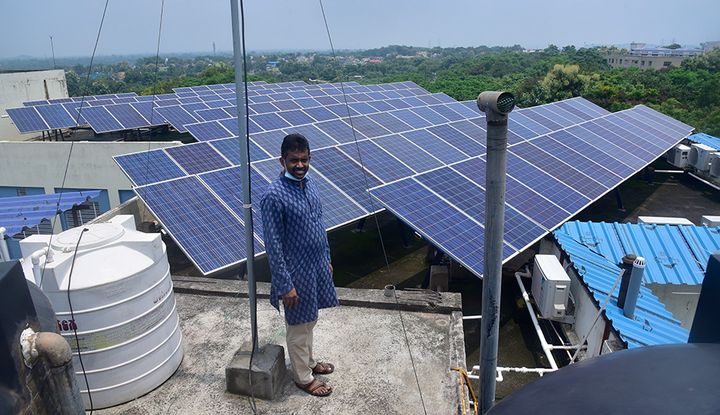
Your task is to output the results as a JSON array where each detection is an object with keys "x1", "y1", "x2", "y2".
[
  {"x1": 667, "y1": 144, "x2": 690, "y2": 168},
  {"x1": 532, "y1": 254, "x2": 571, "y2": 320},
  {"x1": 689, "y1": 143, "x2": 715, "y2": 171},
  {"x1": 708, "y1": 152, "x2": 720, "y2": 178}
]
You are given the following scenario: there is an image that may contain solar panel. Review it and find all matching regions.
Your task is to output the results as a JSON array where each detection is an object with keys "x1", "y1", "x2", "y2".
[
  {"x1": 135, "y1": 176, "x2": 262, "y2": 274},
  {"x1": 114, "y1": 150, "x2": 187, "y2": 186},
  {"x1": 6, "y1": 107, "x2": 49, "y2": 132},
  {"x1": 155, "y1": 106, "x2": 198, "y2": 132},
  {"x1": 81, "y1": 106, "x2": 125, "y2": 133},
  {"x1": 165, "y1": 142, "x2": 230, "y2": 174},
  {"x1": 34, "y1": 105, "x2": 78, "y2": 129},
  {"x1": 106, "y1": 104, "x2": 151, "y2": 129}
]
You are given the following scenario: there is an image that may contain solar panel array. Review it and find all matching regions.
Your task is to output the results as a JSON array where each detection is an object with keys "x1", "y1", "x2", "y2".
[
  {"x1": 369, "y1": 105, "x2": 694, "y2": 276},
  {"x1": 110, "y1": 76, "x2": 695, "y2": 276}
]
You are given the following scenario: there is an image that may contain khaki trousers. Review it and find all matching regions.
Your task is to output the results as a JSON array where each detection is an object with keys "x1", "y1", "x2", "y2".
[{"x1": 285, "y1": 320, "x2": 318, "y2": 384}]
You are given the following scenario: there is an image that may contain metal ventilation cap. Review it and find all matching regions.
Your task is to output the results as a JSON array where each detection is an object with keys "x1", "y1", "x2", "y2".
[
  {"x1": 633, "y1": 256, "x2": 646, "y2": 268},
  {"x1": 477, "y1": 91, "x2": 516, "y2": 115}
]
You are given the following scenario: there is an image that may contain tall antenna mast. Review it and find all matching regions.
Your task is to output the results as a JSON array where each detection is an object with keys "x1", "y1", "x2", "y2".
[{"x1": 49, "y1": 35, "x2": 57, "y2": 69}]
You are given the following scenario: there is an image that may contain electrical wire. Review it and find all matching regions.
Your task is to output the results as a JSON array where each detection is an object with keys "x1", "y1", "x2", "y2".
[
  {"x1": 40, "y1": 0, "x2": 110, "y2": 288},
  {"x1": 318, "y1": 2, "x2": 428, "y2": 414},
  {"x1": 66, "y1": 228, "x2": 93, "y2": 413},
  {"x1": 143, "y1": 0, "x2": 166, "y2": 188}
]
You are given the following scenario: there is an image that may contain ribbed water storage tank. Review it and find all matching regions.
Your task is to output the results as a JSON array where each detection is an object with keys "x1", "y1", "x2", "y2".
[{"x1": 19, "y1": 215, "x2": 183, "y2": 409}]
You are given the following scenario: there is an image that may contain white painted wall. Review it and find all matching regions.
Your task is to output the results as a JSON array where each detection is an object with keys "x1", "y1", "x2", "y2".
[
  {"x1": 0, "y1": 141, "x2": 181, "y2": 207},
  {"x1": 0, "y1": 70, "x2": 69, "y2": 141}
]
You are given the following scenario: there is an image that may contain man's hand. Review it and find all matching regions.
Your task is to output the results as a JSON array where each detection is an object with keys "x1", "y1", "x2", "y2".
[
  {"x1": 329, "y1": 262, "x2": 333, "y2": 274},
  {"x1": 282, "y1": 288, "x2": 299, "y2": 308}
]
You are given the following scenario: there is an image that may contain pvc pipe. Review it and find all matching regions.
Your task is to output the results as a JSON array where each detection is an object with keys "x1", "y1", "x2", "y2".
[
  {"x1": 30, "y1": 248, "x2": 49, "y2": 286},
  {"x1": 462, "y1": 315, "x2": 483, "y2": 320},
  {"x1": 515, "y1": 271, "x2": 559, "y2": 370},
  {"x1": 0, "y1": 227, "x2": 10, "y2": 262}
]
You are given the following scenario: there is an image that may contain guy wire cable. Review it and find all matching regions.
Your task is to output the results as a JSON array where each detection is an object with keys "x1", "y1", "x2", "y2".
[
  {"x1": 66, "y1": 228, "x2": 94, "y2": 413},
  {"x1": 40, "y1": 0, "x2": 110, "y2": 288},
  {"x1": 318, "y1": 2, "x2": 428, "y2": 414},
  {"x1": 143, "y1": 0, "x2": 166, "y2": 190},
  {"x1": 238, "y1": 0, "x2": 258, "y2": 413}
]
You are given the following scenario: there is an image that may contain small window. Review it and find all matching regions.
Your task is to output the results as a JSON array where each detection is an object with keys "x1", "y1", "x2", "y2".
[
  {"x1": 663, "y1": 61, "x2": 672, "y2": 67},
  {"x1": 641, "y1": 60, "x2": 645, "y2": 66},
  {"x1": 16, "y1": 187, "x2": 27, "y2": 196}
]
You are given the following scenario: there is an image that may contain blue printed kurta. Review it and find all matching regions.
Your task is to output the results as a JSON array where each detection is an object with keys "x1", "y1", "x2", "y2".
[{"x1": 259, "y1": 173, "x2": 338, "y2": 325}]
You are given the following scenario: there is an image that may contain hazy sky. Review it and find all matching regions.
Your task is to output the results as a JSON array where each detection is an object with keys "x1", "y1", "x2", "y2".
[{"x1": 1, "y1": 0, "x2": 718, "y2": 58}]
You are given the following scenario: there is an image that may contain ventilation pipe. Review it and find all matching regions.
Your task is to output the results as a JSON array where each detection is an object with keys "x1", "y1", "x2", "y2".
[
  {"x1": 0, "y1": 228, "x2": 10, "y2": 262},
  {"x1": 617, "y1": 253, "x2": 637, "y2": 308},
  {"x1": 477, "y1": 91, "x2": 515, "y2": 414},
  {"x1": 621, "y1": 257, "x2": 645, "y2": 319}
]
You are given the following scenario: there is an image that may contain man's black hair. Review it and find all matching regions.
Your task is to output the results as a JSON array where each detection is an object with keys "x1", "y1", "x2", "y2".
[{"x1": 281, "y1": 133, "x2": 310, "y2": 158}]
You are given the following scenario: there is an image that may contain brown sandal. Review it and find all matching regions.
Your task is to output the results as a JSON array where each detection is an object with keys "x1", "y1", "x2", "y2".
[
  {"x1": 296, "y1": 378, "x2": 332, "y2": 397},
  {"x1": 312, "y1": 362, "x2": 335, "y2": 375}
]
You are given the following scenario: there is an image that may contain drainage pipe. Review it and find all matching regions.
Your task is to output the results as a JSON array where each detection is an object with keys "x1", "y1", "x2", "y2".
[{"x1": 0, "y1": 227, "x2": 10, "y2": 261}]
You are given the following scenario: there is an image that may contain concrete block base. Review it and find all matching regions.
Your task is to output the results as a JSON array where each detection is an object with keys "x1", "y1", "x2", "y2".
[{"x1": 226, "y1": 344, "x2": 286, "y2": 400}]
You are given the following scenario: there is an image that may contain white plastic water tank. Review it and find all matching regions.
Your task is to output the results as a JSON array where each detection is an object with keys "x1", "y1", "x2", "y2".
[{"x1": 19, "y1": 215, "x2": 183, "y2": 409}]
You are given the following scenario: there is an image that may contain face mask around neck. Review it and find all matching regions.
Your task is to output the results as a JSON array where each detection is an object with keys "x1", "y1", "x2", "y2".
[{"x1": 284, "y1": 170, "x2": 303, "y2": 181}]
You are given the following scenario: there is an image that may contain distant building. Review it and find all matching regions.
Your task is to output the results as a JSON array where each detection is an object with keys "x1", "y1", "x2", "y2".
[
  {"x1": 604, "y1": 44, "x2": 704, "y2": 70},
  {"x1": 0, "y1": 69, "x2": 68, "y2": 141}
]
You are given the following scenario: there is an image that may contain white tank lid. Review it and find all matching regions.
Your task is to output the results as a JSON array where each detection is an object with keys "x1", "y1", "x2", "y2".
[{"x1": 51, "y1": 223, "x2": 125, "y2": 253}]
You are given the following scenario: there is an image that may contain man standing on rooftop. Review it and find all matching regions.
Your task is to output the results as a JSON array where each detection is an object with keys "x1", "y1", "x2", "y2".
[{"x1": 259, "y1": 133, "x2": 338, "y2": 397}]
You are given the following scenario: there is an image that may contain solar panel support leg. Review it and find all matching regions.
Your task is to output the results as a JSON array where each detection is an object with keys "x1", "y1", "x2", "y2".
[{"x1": 614, "y1": 188, "x2": 625, "y2": 211}]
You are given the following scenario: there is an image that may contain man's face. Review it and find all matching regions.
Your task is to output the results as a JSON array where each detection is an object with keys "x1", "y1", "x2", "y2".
[{"x1": 280, "y1": 149, "x2": 311, "y2": 180}]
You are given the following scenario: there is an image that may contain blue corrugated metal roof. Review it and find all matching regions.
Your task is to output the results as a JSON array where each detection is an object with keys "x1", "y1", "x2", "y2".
[
  {"x1": 0, "y1": 191, "x2": 101, "y2": 235},
  {"x1": 553, "y1": 232, "x2": 689, "y2": 348},
  {"x1": 688, "y1": 133, "x2": 720, "y2": 151},
  {"x1": 557, "y1": 221, "x2": 720, "y2": 285}
]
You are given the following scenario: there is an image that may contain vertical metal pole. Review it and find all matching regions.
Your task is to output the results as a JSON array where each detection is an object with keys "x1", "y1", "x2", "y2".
[
  {"x1": 230, "y1": 0, "x2": 257, "y2": 349},
  {"x1": 49, "y1": 35, "x2": 56, "y2": 69},
  {"x1": 477, "y1": 91, "x2": 514, "y2": 414}
]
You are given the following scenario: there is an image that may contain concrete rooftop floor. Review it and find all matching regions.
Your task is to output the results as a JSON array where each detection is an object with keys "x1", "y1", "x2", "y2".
[{"x1": 97, "y1": 276, "x2": 466, "y2": 415}]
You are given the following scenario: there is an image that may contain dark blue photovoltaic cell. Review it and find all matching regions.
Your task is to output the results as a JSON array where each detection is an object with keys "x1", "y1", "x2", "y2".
[
  {"x1": 346, "y1": 116, "x2": 391, "y2": 138},
  {"x1": 294, "y1": 98, "x2": 322, "y2": 109},
  {"x1": 314, "y1": 96, "x2": 340, "y2": 106},
  {"x1": 531, "y1": 135, "x2": 622, "y2": 186},
  {"x1": 155, "y1": 106, "x2": 198, "y2": 132},
  {"x1": 416, "y1": 167, "x2": 545, "y2": 249},
  {"x1": 570, "y1": 97, "x2": 611, "y2": 117},
  {"x1": 536, "y1": 103, "x2": 586, "y2": 125},
  {"x1": 370, "y1": 179, "x2": 487, "y2": 273},
  {"x1": 273, "y1": 100, "x2": 301, "y2": 111},
  {"x1": 284, "y1": 124, "x2": 337, "y2": 149},
  {"x1": 555, "y1": 100, "x2": 597, "y2": 121},
  {"x1": 366, "y1": 112, "x2": 413, "y2": 134},
  {"x1": 210, "y1": 137, "x2": 271, "y2": 163},
  {"x1": 251, "y1": 131, "x2": 286, "y2": 157},
  {"x1": 195, "y1": 108, "x2": 232, "y2": 121},
  {"x1": 446, "y1": 102, "x2": 482, "y2": 118},
  {"x1": 506, "y1": 153, "x2": 589, "y2": 212},
  {"x1": 427, "y1": 124, "x2": 485, "y2": 155},
  {"x1": 402, "y1": 129, "x2": 468, "y2": 163},
  {"x1": 303, "y1": 106, "x2": 338, "y2": 122},
  {"x1": 106, "y1": 104, "x2": 149, "y2": 129},
  {"x1": 599, "y1": 114, "x2": 672, "y2": 151},
  {"x1": 205, "y1": 100, "x2": 230, "y2": 108},
  {"x1": 278, "y1": 109, "x2": 315, "y2": 126},
  {"x1": 311, "y1": 147, "x2": 382, "y2": 212},
  {"x1": 512, "y1": 112, "x2": 551, "y2": 136},
  {"x1": 510, "y1": 142, "x2": 607, "y2": 199},
  {"x1": 165, "y1": 142, "x2": 230, "y2": 175},
  {"x1": 34, "y1": 105, "x2": 76, "y2": 129},
  {"x1": 339, "y1": 141, "x2": 414, "y2": 183},
  {"x1": 450, "y1": 158, "x2": 569, "y2": 229},
  {"x1": 568, "y1": 124, "x2": 650, "y2": 167},
  {"x1": 251, "y1": 113, "x2": 291, "y2": 131},
  {"x1": 416, "y1": 95, "x2": 443, "y2": 105},
  {"x1": 507, "y1": 114, "x2": 539, "y2": 139},
  {"x1": 135, "y1": 176, "x2": 258, "y2": 274},
  {"x1": 448, "y1": 120, "x2": 485, "y2": 144},
  {"x1": 250, "y1": 102, "x2": 278, "y2": 114},
  {"x1": 522, "y1": 108, "x2": 564, "y2": 131},
  {"x1": 633, "y1": 105, "x2": 692, "y2": 135},
  {"x1": 316, "y1": 119, "x2": 366, "y2": 143},
  {"x1": 199, "y1": 166, "x2": 269, "y2": 238},
  {"x1": 131, "y1": 102, "x2": 164, "y2": 124},
  {"x1": 186, "y1": 121, "x2": 234, "y2": 142},
  {"x1": 366, "y1": 100, "x2": 395, "y2": 112},
  {"x1": 548, "y1": 130, "x2": 636, "y2": 178},
  {"x1": 409, "y1": 106, "x2": 450, "y2": 124},
  {"x1": 114, "y1": 150, "x2": 186, "y2": 186},
  {"x1": 374, "y1": 134, "x2": 443, "y2": 173},
  {"x1": 390, "y1": 109, "x2": 433, "y2": 129},
  {"x1": 81, "y1": 107, "x2": 124, "y2": 133}
]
